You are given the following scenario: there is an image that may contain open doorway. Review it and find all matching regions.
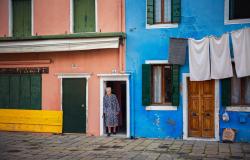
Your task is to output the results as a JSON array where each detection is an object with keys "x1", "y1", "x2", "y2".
[{"x1": 103, "y1": 81, "x2": 127, "y2": 135}]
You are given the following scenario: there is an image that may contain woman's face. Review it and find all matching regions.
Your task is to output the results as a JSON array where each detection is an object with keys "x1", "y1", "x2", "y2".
[{"x1": 106, "y1": 88, "x2": 112, "y2": 95}]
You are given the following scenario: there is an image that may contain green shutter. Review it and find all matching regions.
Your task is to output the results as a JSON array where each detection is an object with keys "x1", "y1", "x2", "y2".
[
  {"x1": 20, "y1": 75, "x2": 31, "y2": 109},
  {"x1": 171, "y1": 65, "x2": 179, "y2": 106},
  {"x1": 221, "y1": 78, "x2": 231, "y2": 106},
  {"x1": 142, "y1": 64, "x2": 151, "y2": 106},
  {"x1": 171, "y1": 0, "x2": 181, "y2": 23},
  {"x1": 30, "y1": 75, "x2": 42, "y2": 110},
  {"x1": 12, "y1": 0, "x2": 31, "y2": 37},
  {"x1": 0, "y1": 76, "x2": 10, "y2": 108},
  {"x1": 9, "y1": 76, "x2": 20, "y2": 108},
  {"x1": 147, "y1": 0, "x2": 154, "y2": 25},
  {"x1": 74, "y1": 0, "x2": 96, "y2": 32}
]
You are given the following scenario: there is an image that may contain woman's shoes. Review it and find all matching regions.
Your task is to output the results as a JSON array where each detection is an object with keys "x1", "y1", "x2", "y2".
[
  {"x1": 107, "y1": 133, "x2": 111, "y2": 137},
  {"x1": 112, "y1": 131, "x2": 116, "y2": 135}
]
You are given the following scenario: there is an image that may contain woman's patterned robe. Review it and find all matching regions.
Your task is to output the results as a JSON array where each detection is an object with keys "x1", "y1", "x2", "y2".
[{"x1": 103, "y1": 94, "x2": 120, "y2": 127}]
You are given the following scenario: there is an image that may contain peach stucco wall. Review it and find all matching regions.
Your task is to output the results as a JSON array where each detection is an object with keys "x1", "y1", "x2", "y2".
[
  {"x1": 98, "y1": 0, "x2": 123, "y2": 32},
  {"x1": 34, "y1": 0, "x2": 70, "y2": 35},
  {"x1": 0, "y1": 49, "x2": 119, "y2": 136},
  {"x1": 0, "y1": 0, "x2": 9, "y2": 37}
]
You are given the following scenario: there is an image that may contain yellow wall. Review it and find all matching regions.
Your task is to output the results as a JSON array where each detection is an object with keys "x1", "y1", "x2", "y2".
[{"x1": 0, "y1": 109, "x2": 62, "y2": 133}]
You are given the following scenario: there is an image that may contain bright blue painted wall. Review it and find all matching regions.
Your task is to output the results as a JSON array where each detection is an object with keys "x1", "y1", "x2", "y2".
[{"x1": 126, "y1": 0, "x2": 250, "y2": 141}]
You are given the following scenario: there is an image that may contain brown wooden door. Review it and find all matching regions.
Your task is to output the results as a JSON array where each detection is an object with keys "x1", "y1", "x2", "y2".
[{"x1": 188, "y1": 79, "x2": 215, "y2": 138}]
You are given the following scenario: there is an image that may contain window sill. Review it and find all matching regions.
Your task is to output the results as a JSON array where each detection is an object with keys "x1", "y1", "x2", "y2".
[
  {"x1": 224, "y1": 19, "x2": 250, "y2": 25},
  {"x1": 146, "y1": 23, "x2": 178, "y2": 29},
  {"x1": 226, "y1": 106, "x2": 250, "y2": 112},
  {"x1": 145, "y1": 105, "x2": 177, "y2": 111}
]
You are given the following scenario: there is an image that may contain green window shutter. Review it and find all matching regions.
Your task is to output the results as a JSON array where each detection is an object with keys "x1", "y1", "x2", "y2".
[
  {"x1": 171, "y1": 65, "x2": 179, "y2": 106},
  {"x1": 74, "y1": 0, "x2": 96, "y2": 33},
  {"x1": 142, "y1": 64, "x2": 151, "y2": 106},
  {"x1": 9, "y1": 76, "x2": 20, "y2": 109},
  {"x1": 12, "y1": 0, "x2": 31, "y2": 37},
  {"x1": 30, "y1": 75, "x2": 42, "y2": 110},
  {"x1": 171, "y1": 0, "x2": 181, "y2": 23},
  {"x1": 0, "y1": 76, "x2": 10, "y2": 108},
  {"x1": 19, "y1": 75, "x2": 31, "y2": 109},
  {"x1": 221, "y1": 78, "x2": 231, "y2": 107},
  {"x1": 147, "y1": 0, "x2": 154, "y2": 25}
]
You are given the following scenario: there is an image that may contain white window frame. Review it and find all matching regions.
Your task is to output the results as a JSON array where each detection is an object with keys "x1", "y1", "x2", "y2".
[
  {"x1": 70, "y1": 0, "x2": 98, "y2": 33},
  {"x1": 145, "y1": 0, "x2": 178, "y2": 29},
  {"x1": 8, "y1": 0, "x2": 34, "y2": 37},
  {"x1": 145, "y1": 60, "x2": 178, "y2": 111},
  {"x1": 224, "y1": 0, "x2": 250, "y2": 25}
]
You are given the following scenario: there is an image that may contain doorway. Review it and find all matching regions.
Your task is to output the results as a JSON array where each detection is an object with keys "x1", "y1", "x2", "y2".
[
  {"x1": 187, "y1": 78, "x2": 215, "y2": 138},
  {"x1": 62, "y1": 78, "x2": 86, "y2": 133},
  {"x1": 103, "y1": 81, "x2": 127, "y2": 135},
  {"x1": 99, "y1": 74, "x2": 130, "y2": 137}
]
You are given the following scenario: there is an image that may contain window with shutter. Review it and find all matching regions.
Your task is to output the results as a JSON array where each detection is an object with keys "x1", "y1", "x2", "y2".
[
  {"x1": 221, "y1": 70, "x2": 250, "y2": 107},
  {"x1": 12, "y1": 0, "x2": 31, "y2": 37},
  {"x1": 142, "y1": 63, "x2": 179, "y2": 106},
  {"x1": 0, "y1": 75, "x2": 42, "y2": 110},
  {"x1": 147, "y1": 0, "x2": 181, "y2": 25},
  {"x1": 74, "y1": 0, "x2": 96, "y2": 33}
]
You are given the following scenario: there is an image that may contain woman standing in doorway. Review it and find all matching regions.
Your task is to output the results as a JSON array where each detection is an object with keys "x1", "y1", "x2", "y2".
[{"x1": 103, "y1": 87, "x2": 120, "y2": 136}]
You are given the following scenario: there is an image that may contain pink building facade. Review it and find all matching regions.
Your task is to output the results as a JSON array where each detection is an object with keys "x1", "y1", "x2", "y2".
[{"x1": 0, "y1": 0, "x2": 128, "y2": 137}]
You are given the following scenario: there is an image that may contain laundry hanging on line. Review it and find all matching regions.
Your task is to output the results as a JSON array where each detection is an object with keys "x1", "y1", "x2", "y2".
[
  {"x1": 231, "y1": 28, "x2": 250, "y2": 78},
  {"x1": 210, "y1": 33, "x2": 233, "y2": 79},
  {"x1": 188, "y1": 37, "x2": 211, "y2": 81}
]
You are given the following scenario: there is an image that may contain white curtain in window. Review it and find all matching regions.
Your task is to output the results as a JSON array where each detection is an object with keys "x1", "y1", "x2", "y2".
[
  {"x1": 154, "y1": 0, "x2": 161, "y2": 23},
  {"x1": 164, "y1": 0, "x2": 171, "y2": 22},
  {"x1": 231, "y1": 75, "x2": 241, "y2": 105},
  {"x1": 231, "y1": 28, "x2": 250, "y2": 78},
  {"x1": 153, "y1": 66, "x2": 162, "y2": 103},
  {"x1": 245, "y1": 77, "x2": 250, "y2": 104}
]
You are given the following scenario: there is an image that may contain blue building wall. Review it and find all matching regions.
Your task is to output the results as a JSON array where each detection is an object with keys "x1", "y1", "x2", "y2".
[{"x1": 126, "y1": 0, "x2": 250, "y2": 141}]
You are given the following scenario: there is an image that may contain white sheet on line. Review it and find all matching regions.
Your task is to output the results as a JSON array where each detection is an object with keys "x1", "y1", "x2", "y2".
[
  {"x1": 210, "y1": 33, "x2": 233, "y2": 79},
  {"x1": 188, "y1": 37, "x2": 210, "y2": 81},
  {"x1": 231, "y1": 28, "x2": 250, "y2": 78}
]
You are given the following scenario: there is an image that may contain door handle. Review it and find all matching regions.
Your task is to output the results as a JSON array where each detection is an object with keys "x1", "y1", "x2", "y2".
[
  {"x1": 191, "y1": 112, "x2": 197, "y2": 116},
  {"x1": 205, "y1": 113, "x2": 210, "y2": 116},
  {"x1": 81, "y1": 104, "x2": 85, "y2": 108}
]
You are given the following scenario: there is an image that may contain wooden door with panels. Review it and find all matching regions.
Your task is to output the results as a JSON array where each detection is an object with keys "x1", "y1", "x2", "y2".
[{"x1": 188, "y1": 79, "x2": 215, "y2": 138}]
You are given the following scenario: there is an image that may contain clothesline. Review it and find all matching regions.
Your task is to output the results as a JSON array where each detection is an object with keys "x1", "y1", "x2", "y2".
[{"x1": 172, "y1": 26, "x2": 250, "y2": 40}]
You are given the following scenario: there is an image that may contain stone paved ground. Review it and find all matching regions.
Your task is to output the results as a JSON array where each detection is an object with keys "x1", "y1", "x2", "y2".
[{"x1": 0, "y1": 132, "x2": 250, "y2": 160}]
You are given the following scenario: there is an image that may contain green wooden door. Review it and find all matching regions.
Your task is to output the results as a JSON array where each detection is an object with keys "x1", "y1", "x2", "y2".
[
  {"x1": 74, "y1": 0, "x2": 95, "y2": 32},
  {"x1": 62, "y1": 78, "x2": 86, "y2": 133},
  {"x1": 12, "y1": 0, "x2": 31, "y2": 37}
]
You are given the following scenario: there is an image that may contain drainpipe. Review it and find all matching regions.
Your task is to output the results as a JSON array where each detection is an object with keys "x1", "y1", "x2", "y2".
[
  {"x1": 118, "y1": 0, "x2": 125, "y2": 73},
  {"x1": 126, "y1": 71, "x2": 135, "y2": 139}
]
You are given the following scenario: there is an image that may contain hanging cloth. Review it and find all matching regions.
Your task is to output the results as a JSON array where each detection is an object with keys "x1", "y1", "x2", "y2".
[
  {"x1": 231, "y1": 28, "x2": 250, "y2": 78},
  {"x1": 210, "y1": 34, "x2": 233, "y2": 79},
  {"x1": 188, "y1": 37, "x2": 210, "y2": 81},
  {"x1": 168, "y1": 38, "x2": 188, "y2": 65}
]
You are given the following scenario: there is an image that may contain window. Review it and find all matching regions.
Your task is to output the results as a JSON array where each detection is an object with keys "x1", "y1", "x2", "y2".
[
  {"x1": 229, "y1": 0, "x2": 250, "y2": 20},
  {"x1": 152, "y1": 65, "x2": 172, "y2": 104},
  {"x1": 0, "y1": 75, "x2": 41, "y2": 110},
  {"x1": 147, "y1": 0, "x2": 181, "y2": 25},
  {"x1": 222, "y1": 67, "x2": 250, "y2": 106},
  {"x1": 73, "y1": 0, "x2": 96, "y2": 33},
  {"x1": 231, "y1": 75, "x2": 250, "y2": 106},
  {"x1": 12, "y1": 0, "x2": 32, "y2": 37},
  {"x1": 154, "y1": 0, "x2": 172, "y2": 24},
  {"x1": 142, "y1": 63, "x2": 179, "y2": 106}
]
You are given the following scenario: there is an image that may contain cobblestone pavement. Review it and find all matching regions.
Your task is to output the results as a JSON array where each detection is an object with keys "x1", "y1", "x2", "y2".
[{"x1": 0, "y1": 132, "x2": 250, "y2": 160}]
